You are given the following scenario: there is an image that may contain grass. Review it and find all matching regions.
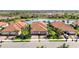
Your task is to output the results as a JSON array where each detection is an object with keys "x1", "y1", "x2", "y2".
[
  {"x1": 21, "y1": 18, "x2": 77, "y2": 21},
  {"x1": 25, "y1": 18, "x2": 33, "y2": 21},
  {"x1": 13, "y1": 38, "x2": 31, "y2": 42},
  {"x1": 47, "y1": 18, "x2": 65, "y2": 20},
  {"x1": 49, "y1": 39, "x2": 65, "y2": 42},
  {"x1": 24, "y1": 18, "x2": 66, "y2": 21}
]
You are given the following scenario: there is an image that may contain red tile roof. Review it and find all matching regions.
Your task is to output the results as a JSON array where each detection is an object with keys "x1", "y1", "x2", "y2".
[
  {"x1": 31, "y1": 22, "x2": 47, "y2": 32},
  {"x1": 16, "y1": 21, "x2": 26, "y2": 29},
  {"x1": 38, "y1": 22, "x2": 47, "y2": 27},
  {"x1": 1, "y1": 21, "x2": 26, "y2": 32},
  {"x1": 0, "y1": 22, "x2": 8, "y2": 27},
  {"x1": 51, "y1": 22, "x2": 65, "y2": 28},
  {"x1": 51, "y1": 21, "x2": 76, "y2": 32}
]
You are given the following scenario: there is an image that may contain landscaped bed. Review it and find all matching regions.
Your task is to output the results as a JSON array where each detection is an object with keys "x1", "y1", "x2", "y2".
[{"x1": 49, "y1": 39, "x2": 65, "y2": 42}]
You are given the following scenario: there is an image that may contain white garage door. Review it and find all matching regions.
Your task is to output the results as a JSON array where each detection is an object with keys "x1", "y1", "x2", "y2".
[{"x1": 31, "y1": 35, "x2": 38, "y2": 39}]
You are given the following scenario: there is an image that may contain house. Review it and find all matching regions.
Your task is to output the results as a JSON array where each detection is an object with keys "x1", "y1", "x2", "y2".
[
  {"x1": 51, "y1": 21, "x2": 76, "y2": 35},
  {"x1": 31, "y1": 22, "x2": 48, "y2": 35},
  {"x1": 0, "y1": 22, "x2": 8, "y2": 30},
  {"x1": 31, "y1": 22, "x2": 48, "y2": 39},
  {"x1": 0, "y1": 21, "x2": 26, "y2": 36},
  {"x1": 0, "y1": 22, "x2": 8, "y2": 27}
]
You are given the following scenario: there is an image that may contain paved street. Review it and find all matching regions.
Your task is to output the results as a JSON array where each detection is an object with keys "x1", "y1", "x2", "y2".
[
  {"x1": 0, "y1": 41, "x2": 79, "y2": 48},
  {"x1": 0, "y1": 36, "x2": 79, "y2": 48}
]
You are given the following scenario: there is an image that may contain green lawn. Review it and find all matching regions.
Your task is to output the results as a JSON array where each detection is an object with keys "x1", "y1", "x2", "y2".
[
  {"x1": 49, "y1": 39, "x2": 65, "y2": 42},
  {"x1": 13, "y1": 38, "x2": 31, "y2": 42},
  {"x1": 25, "y1": 18, "x2": 33, "y2": 21},
  {"x1": 47, "y1": 18, "x2": 65, "y2": 20},
  {"x1": 24, "y1": 17, "x2": 60, "y2": 20},
  {"x1": 25, "y1": 18, "x2": 66, "y2": 20}
]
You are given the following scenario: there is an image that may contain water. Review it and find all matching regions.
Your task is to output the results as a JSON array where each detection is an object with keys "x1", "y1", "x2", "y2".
[
  {"x1": 26, "y1": 19, "x2": 52, "y2": 24},
  {"x1": 25, "y1": 19, "x2": 77, "y2": 24}
]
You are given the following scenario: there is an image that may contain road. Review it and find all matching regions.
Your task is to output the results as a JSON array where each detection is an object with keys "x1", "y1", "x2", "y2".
[
  {"x1": 0, "y1": 36, "x2": 79, "y2": 48},
  {"x1": 0, "y1": 41, "x2": 79, "y2": 48}
]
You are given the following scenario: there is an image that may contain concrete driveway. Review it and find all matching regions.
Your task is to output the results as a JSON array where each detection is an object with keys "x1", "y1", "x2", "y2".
[
  {"x1": 0, "y1": 36, "x2": 7, "y2": 40},
  {"x1": 31, "y1": 35, "x2": 47, "y2": 42},
  {"x1": 31, "y1": 35, "x2": 38, "y2": 39},
  {"x1": 7, "y1": 36, "x2": 16, "y2": 40}
]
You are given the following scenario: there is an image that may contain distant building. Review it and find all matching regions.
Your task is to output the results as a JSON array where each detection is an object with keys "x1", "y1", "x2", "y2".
[{"x1": 0, "y1": 16, "x2": 17, "y2": 19}]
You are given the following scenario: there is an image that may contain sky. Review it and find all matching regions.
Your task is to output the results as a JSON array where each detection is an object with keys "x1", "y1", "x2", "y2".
[{"x1": 0, "y1": 0, "x2": 79, "y2": 10}]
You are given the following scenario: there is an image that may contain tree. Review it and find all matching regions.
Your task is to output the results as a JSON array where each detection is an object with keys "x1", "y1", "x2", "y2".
[
  {"x1": 49, "y1": 31, "x2": 57, "y2": 39},
  {"x1": 64, "y1": 13, "x2": 68, "y2": 19},
  {"x1": 47, "y1": 22, "x2": 61, "y2": 39},
  {"x1": 16, "y1": 25, "x2": 31, "y2": 39}
]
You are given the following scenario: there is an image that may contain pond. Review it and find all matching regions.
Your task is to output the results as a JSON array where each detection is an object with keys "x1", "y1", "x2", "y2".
[{"x1": 25, "y1": 19, "x2": 77, "y2": 24}]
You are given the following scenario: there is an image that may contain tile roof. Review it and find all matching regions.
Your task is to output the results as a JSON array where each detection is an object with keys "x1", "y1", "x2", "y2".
[
  {"x1": 1, "y1": 21, "x2": 26, "y2": 32},
  {"x1": 51, "y1": 21, "x2": 76, "y2": 32},
  {"x1": 38, "y1": 22, "x2": 47, "y2": 27},
  {"x1": 31, "y1": 22, "x2": 47, "y2": 32},
  {"x1": 16, "y1": 21, "x2": 26, "y2": 29},
  {"x1": 0, "y1": 22, "x2": 8, "y2": 27}
]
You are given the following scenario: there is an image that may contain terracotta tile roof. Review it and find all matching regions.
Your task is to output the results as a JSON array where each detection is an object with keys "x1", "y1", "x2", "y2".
[
  {"x1": 62, "y1": 25, "x2": 76, "y2": 32},
  {"x1": 38, "y1": 22, "x2": 47, "y2": 27},
  {"x1": 1, "y1": 21, "x2": 26, "y2": 32},
  {"x1": 0, "y1": 22, "x2": 8, "y2": 27},
  {"x1": 16, "y1": 21, "x2": 26, "y2": 29},
  {"x1": 51, "y1": 21, "x2": 76, "y2": 32},
  {"x1": 31, "y1": 22, "x2": 47, "y2": 32},
  {"x1": 1, "y1": 24, "x2": 21, "y2": 32},
  {"x1": 51, "y1": 22, "x2": 65, "y2": 28}
]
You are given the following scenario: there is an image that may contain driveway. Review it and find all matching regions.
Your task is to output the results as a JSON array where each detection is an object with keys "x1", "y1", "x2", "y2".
[
  {"x1": 0, "y1": 36, "x2": 7, "y2": 40},
  {"x1": 40, "y1": 35, "x2": 47, "y2": 39},
  {"x1": 61, "y1": 34, "x2": 76, "y2": 41},
  {"x1": 7, "y1": 36, "x2": 16, "y2": 40},
  {"x1": 31, "y1": 35, "x2": 38, "y2": 39},
  {"x1": 31, "y1": 35, "x2": 47, "y2": 42}
]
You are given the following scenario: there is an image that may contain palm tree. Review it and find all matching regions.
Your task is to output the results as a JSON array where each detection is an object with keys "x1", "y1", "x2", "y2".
[{"x1": 57, "y1": 43, "x2": 69, "y2": 48}]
